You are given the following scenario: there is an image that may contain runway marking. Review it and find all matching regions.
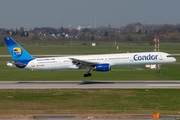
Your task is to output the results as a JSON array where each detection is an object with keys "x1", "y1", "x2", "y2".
[{"x1": 147, "y1": 84, "x2": 180, "y2": 87}]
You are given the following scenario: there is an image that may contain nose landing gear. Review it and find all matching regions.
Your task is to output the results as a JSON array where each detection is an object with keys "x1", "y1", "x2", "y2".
[{"x1": 157, "y1": 64, "x2": 160, "y2": 73}]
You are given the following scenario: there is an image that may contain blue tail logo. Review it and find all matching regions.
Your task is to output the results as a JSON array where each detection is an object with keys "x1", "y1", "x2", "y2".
[
  {"x1": 4, "y1": 37, "x2": 35, "y2": 68},
  {"x1": 12, "y1": 47, "x2": 22, "y2": 58}
]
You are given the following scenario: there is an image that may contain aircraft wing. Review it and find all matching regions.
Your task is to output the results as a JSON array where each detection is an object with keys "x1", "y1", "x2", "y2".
[{"x1": 69, "y1": 58, "x2": 98, "y2": 69}]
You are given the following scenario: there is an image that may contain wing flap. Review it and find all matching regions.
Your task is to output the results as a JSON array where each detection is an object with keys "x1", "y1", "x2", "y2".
[{"x1": 69, "y1": 58, "x2": 98, "y2": 68}]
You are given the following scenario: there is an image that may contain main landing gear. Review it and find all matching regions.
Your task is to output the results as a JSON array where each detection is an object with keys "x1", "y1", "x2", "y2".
[
  {"x1": 84, "y1": 73, "x2": 92, "y2": 77},
  {"x1": 84, "y1": 66, "x2": 92, "y2": 77}
]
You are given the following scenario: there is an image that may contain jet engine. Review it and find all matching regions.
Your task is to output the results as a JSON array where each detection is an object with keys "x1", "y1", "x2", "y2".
[{"x1": 92, "y1": 64, "x2": 111, "y2": 71}]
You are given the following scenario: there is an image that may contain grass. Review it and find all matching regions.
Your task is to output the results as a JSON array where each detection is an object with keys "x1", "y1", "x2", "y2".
[
  {"x1": 0, "y1": 44, "x2": 179, "y2": 81},
  {"x1": 174, "y1": 56, "x2": 180, "y2": 62},
  {"x1": 0, "y1": 56, "x2": 180, "y2": 81},
  {"x1": 0, "y1": 89, "x2": 179, "y2": 115},
  {"x1": 1, "y1": 45, "x2": 180, "y2": 81},
  {"x1": 0, "y1": 45, "x2": 180, "y2": 115},
  {"x1": 0, "y1": 45, "x2": 180, "y2": 55}
]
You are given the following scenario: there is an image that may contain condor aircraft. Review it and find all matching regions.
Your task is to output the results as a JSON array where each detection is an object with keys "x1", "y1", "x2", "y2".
[{"x1": 4, "y1": 37, "x2": 176, "y2": 77}]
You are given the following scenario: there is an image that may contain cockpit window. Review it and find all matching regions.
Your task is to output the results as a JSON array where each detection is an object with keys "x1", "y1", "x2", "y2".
[{"x1": 167, "y1": 55, "x2": 172, "y2": 57}]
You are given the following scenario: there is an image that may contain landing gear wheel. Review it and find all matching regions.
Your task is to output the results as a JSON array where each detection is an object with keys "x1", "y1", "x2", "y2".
[
  {"x1": 84, "y1": 73, "x2": 92, "y2": 77},
  {"x1": 88, "y1": 73, "x2": 92, "y2": 76},
  {"x1": 84, "y1": 74, "x2": 88, "y2": 77}
]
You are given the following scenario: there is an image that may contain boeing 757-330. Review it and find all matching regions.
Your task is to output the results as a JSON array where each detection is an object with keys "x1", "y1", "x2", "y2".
[{"x1": 4, "y1": 37, "x2": 176, "y2": 77}]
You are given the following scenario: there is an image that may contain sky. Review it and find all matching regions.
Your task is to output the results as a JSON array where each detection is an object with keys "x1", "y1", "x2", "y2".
[{"x1": 0, "y1": 0, "x2": 180, "y2": 29}]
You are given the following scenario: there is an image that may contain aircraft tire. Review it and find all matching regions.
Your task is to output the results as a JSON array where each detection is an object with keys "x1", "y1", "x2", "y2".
[
  {"x1": 88, "y1": 73, "x2": 92, "y2": 76},
  {"x1": 84, "y1": 74, "x2": 88, "y2": 77},
  {"x1": 84, "y1": 73, "x2": 92, "y2": 77}
]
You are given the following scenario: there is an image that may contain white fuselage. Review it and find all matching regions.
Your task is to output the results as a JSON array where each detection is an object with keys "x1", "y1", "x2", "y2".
[{"x1": 24, "y1": 52, "x2": 176, "y2": 71}]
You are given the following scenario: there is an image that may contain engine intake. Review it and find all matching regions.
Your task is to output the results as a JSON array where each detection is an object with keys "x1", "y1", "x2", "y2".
[{"x1": 92, "y1": 64, "x2": 111, "y2": 71}]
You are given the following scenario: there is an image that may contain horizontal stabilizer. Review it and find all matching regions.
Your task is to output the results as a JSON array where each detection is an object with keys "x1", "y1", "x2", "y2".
[{"x1": 7, "y1": 62, "x2": 26, "y2": 67}]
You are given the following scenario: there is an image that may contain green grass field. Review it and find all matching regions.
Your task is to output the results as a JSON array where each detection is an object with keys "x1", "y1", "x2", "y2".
[
  {"x1": 0, "y1": 45, "x2": 180, "y2": 55},
  {"x1": 0, "y1": 45, "x2": 180, "y2": 115},
  {"x1": 0, "y1": 57, "x2": 180, "y2": 80},
  {"x1": 0, "y1": 45, "x2": 180, "y2": 81},
  {"x1": 0, "y1": 89, "x2": 179, "y2": 115}
]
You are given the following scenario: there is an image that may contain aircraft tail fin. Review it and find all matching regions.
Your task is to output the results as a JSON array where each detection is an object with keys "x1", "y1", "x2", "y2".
[{"x1": 3, "y1": 37, "x2": 35, "y2": 61}]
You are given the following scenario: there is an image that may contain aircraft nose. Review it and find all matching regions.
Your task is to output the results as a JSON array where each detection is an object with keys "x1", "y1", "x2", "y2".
[{"x1": 173, "y1": 57, "x2": 176, "y2": 62}]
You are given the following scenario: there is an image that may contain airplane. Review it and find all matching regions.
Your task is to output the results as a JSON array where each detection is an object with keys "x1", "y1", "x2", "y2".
[{"x1": 4, "y1": 37, "x2": 176, "y2": 77}]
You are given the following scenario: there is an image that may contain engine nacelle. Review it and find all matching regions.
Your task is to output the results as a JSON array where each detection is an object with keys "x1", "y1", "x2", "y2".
[{"x1": 92, "y1": 64, "x2": 111, "y2": 72}]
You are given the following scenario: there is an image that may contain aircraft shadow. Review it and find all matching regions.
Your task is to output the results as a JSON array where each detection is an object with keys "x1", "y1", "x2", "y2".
[
  {"x1": 18, "y1": 81, "x2": 115, "y2": 85},
  {"x1": 79, "y1": 81, "x2": 115, "y2": 85}
]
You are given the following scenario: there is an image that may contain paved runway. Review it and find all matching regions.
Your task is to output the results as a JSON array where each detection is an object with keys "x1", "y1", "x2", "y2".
[{"x1": 0, "y1": 81, "x2": 180, "y2": 89}]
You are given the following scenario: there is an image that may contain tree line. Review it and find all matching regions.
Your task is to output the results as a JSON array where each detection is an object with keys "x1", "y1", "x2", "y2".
[{"x1": 1, "y1": 23, "x2": 180, "y2": 46}]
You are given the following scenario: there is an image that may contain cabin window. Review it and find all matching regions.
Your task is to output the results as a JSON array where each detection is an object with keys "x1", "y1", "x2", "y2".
[{"x1": 167, "y1": 55, "x2": 172, "y2": 58}]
